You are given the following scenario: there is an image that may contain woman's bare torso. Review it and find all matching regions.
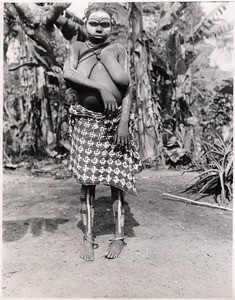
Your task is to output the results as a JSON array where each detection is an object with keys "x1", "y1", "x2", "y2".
[{"x1": 74, "y1": 42, "x2": 129, "y2": 113}]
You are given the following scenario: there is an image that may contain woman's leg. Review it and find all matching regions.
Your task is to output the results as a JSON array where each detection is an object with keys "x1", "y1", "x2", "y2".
[
  {"x1": 105, "y1": 186, "x2": 126, "y2": 259},
  {"x1": 79, "y1": 184, "x2": 97, "y2": 261}
]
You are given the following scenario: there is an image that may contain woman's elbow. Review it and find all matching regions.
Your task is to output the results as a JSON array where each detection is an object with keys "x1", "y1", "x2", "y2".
[
  {"x1": 63, "y1": 68, "x2": 71, "y2": 81},
  {"x1": 125, "y1": 75, "x2": 130, "y2": 87},
  {"x1": 116, "y1": 73, "x2": 130, "y2": 88},
  {"x1": 121, "y1": 75, "x2": 130, "y2": 89}
]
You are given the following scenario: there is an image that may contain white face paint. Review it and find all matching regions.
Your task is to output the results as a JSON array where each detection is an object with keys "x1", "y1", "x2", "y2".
[{"x1": 86, "y1": 11, "x2": 112, "y2": 43}]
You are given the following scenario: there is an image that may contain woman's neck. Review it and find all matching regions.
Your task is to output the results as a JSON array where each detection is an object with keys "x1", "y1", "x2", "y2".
[{"x1": 86, "y1": 37, "x2": 108, "y2": 47}]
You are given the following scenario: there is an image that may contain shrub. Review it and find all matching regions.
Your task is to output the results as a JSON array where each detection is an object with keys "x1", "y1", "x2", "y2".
[{"x1": 185, "y1": 133, "x2": 233, "y2": 206}]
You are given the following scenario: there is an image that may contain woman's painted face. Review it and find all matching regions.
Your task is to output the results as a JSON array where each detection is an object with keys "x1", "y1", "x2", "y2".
[{"x1": 86, "y1": 11, "x2": 112, "y2": 43}]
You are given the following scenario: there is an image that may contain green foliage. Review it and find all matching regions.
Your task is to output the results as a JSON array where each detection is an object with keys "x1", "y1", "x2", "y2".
[
  {"x1": 143, "y1": 2, "x2": 232, "y2": 169},
  {"x1": 163, "y1": 123, "x2": 195, "y2": 165},
  {"x1": 201, "y1": 83, "x2": 233, "y2": 143},
  {"x1": 185, "y1": 134, "x2": 233, "y2": 206}
]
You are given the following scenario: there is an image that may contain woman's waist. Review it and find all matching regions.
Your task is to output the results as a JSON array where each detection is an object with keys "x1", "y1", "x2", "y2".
[
  {"x1": 69, "y1": 103, "x2": 122, "y2": 119},
  {"x1": 76, "y1": 89, "x2": 123, "y2": 107}
]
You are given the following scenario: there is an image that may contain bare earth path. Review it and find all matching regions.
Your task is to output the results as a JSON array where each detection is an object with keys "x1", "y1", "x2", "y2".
[{"x1": 2, "y1": 168, "x2": 233, "y2": 298}]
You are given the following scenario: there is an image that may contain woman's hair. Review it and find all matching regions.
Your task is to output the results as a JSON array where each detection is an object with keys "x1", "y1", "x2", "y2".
[{"x1": 84, "y1": 3, "x2": 116, "y2": 25}]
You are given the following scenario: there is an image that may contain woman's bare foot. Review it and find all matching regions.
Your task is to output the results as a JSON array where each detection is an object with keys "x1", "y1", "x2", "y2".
[
  {"x1": 105, "y1": 240, "x2": 125, "y2": 259},
  {"x1": 80, "y1": 237, "x2": 98, "y2": 261}
]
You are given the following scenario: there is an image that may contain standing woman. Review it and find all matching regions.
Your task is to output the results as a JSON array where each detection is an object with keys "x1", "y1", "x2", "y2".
[{"x1": 63, "y1": 3, "x2": 142, "y2": 261}]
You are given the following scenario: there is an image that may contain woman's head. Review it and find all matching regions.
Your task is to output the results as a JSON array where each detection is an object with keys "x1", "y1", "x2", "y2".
[
  {"x1": 84, "y1": 3, "x2": 116, "y2": 43},
  {"x1": 84, "y1": 3, "x2": 116, "y2": 23}
]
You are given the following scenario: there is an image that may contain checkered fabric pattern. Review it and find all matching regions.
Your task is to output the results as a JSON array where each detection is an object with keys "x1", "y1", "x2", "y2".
[{"x1": 68, "y1": 104, "x2": 142, "y2": 194}]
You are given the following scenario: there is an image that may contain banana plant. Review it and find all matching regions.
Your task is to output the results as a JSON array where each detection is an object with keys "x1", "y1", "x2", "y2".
[
  {"x1": 184, "y1": 134, "x2": 233, "y2": 205},
  {"x1": 145, "y1": 2, "x2": 232, "y2": 166}
]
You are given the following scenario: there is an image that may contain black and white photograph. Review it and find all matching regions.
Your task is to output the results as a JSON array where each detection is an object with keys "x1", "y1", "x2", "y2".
[{"x1": 2, "y1": 1, "x2": 233, "y2": 298}]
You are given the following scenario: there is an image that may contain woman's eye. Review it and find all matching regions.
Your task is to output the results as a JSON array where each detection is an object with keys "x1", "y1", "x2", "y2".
[
  {"x1": 88, "y1": 22, "x2": 99, "y2": 27},
  {"x1": 100, "y1": 22, "x2": 111, "y2": 28}
]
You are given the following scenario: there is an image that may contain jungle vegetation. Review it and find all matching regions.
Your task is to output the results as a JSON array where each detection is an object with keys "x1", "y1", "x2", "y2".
[{"x1": 3, "y1": 2, "x2": 233, "y2": 205}]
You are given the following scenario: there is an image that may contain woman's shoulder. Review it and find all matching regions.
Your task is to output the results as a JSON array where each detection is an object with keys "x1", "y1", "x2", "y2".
[
  {"x1": 110, "y1": 42, "x2": 126, "y2": 49},
  {"x1": 106, "y1": 42, "x2": 127, "y2": 53},
  {"x1": 71, "y1": 40, "x2": 85, "y2": 50}
]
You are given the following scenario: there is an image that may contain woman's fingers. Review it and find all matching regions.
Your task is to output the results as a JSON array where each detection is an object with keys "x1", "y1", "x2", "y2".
[{"x1": 105, "y1": 101, "x2": 117, "y2": 113}]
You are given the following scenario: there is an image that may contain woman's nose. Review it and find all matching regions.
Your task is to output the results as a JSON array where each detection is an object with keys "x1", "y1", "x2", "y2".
[{"x1": 96, "y1": 25, "x2": 102, "y2": 32}]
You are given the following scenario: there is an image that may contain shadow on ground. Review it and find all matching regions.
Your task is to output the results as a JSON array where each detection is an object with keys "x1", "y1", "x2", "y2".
[
  {"x1": 77, "y1": 196, "x2": 140, "y2": 238},
  {"x1": 3, "y1": 218, "x2": 69, "y2": 242},
  {"x1": 3, "y1": 197, "x2": 139, "y2": 243}
]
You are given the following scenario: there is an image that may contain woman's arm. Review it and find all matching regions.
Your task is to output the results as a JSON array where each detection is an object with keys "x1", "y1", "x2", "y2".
[
  {"x1": 115, "y1": 44, "x2": 132, "y2": 146},
  {"x1": 63, "y1": 42, "x2": 118, "y2": 112},
  {"x1": 115, "y1": 92, "x2": 131, "y2": 146},
  {"x1": 63, "y1": 41, "x2": 102, "y2": 91}
]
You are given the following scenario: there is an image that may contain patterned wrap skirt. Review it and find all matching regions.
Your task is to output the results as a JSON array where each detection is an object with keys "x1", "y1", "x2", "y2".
[{"x1": 68, "y1": 104, "x2": 142, "y2": 195}]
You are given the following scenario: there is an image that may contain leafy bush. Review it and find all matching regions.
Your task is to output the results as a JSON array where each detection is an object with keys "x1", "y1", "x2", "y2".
[
  {"x1": 201, "y1": 81, "x2": 233, "y2": 143},
  {"x1": 163, "y1": 123, "x2": 192, "y2": 166},
  {"x1": 185, "y1": 134, "x2": 233, "y2": 206}
]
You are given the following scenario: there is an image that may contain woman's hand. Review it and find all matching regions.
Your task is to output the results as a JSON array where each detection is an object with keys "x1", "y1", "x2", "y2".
[
  {"x1": 99, "y1": 87, "x2": 118, "y2": 113},
  {"x1": 115, "y1": 121, "x2": 129, "y2": 146}
]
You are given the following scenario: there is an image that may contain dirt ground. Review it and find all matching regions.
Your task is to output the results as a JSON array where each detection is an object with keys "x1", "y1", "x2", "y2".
[{"x1": 2, "y1": 163, "x2": 233, "y2": 298}]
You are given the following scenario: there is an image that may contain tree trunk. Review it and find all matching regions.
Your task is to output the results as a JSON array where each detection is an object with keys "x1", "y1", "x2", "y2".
[
  {"x1": 130, "y1": 3, "x2": 159, "y2": 163},
  {"x1": 11, "y1": 3, "x2": 71, "y2": 68},
  {"x1": 4, "y1": 3, "x2": 73, "y2": 157}
]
